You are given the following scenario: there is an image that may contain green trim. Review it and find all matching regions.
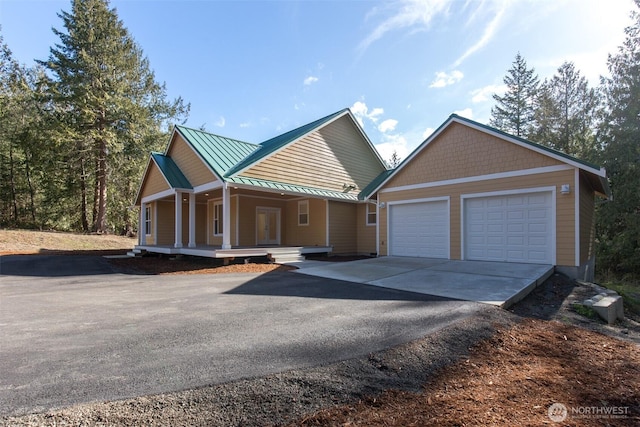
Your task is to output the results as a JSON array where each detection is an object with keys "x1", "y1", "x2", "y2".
[
  {"x1": 227, "y1": 175, "x2": 359, "y2": 201},
  {"x1": 359, "y1": 169, "x2": 394, "y2": 200},
  {"x1": 151, "y1": 152, "x2": 192, "y2": 189}
]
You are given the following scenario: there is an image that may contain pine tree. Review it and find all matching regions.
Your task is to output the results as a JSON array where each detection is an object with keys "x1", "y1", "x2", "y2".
[
  {"x1": 597, "y1": 0, "x2": 640, "y2": 274},
  {"x1": 490, "y1": 53, "x2": 539, "y2": 138},
  {"x1": 533, "y1": 62, "x2": 601, "y2": 160},
  {"x1": 40, "y1": 0, "x2": 188, "y2": 233}
]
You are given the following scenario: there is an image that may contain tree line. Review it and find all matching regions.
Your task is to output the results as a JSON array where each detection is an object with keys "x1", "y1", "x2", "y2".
[
  {"x1": 1, "y1": 0, "x2": 639, "y2": 275},
  {"x1": 489, "y1": 0, "x2": 640, "y2": 275},
  {"x1": 0, "y1": 0, "x2": 188, "y2": 235}
]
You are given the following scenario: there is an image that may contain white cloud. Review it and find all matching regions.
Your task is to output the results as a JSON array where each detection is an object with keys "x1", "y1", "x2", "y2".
[
  {"x1": 454, "y1": 108, "x2": 473, "y2": 119},
  {"x1": 303, "y1": 76, "x2": 319, "y2": 86},
  {"x1": 422, "y1": 127, "x2": 434, "y2": 140},
  {"x1": 374, "y1": 134, "x2": 410, "y2": 164},
  {"x1": 351, "y1": 101, "x2": 385, "y2": 127},
  {"x1": 214, "y1": 116, "x2": 225, "y2": 128},
  {"x1": 470, "y1": 84, "x2": 506, "y2": 103},
  {"x1": 378, "y1": 119, "x2": 398, "y2": 133},
  {"x1": 453, "y1": 1, "x2": 508, "y2": 67},
  {"x1": 239, "y1": 122, "x2": 251, "y2": 128},
  {"x1": 359, "y1": 0, "x2": 451, "y2": 53},
  {"x1": 430, "y1": 70, "x2": 464, "y2": 88}
]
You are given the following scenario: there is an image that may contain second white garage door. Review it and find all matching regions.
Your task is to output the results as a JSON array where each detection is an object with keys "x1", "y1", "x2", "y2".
[
  {"x1": 464, "y1": 191, "x2": 554, "y2": 264},
  {"x1": 389, "y1": 200, "x2": 449, "y2": 258}
]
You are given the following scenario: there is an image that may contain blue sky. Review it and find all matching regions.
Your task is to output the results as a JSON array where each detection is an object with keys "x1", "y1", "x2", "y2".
[{"x1": 0, "y1": 0, "x2": 635, "y2": 162}]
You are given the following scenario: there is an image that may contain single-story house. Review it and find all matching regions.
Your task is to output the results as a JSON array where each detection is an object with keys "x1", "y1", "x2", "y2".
[{"x1": 134, "y1": 109, "x2": 610, "y2": 280}]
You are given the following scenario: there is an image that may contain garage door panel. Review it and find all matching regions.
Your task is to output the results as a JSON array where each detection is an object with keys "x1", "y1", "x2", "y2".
[
  {"x1": 464, "y1": 191, "x2": 553, "y2": 264},
  {"x1": 389, "y1": 200, "x2": 449, "y2": 258}
]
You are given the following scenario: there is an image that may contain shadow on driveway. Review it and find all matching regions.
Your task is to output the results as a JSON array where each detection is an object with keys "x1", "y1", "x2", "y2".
[{"x1": 0, "y1": 254, "x2": 117, "y2": 277}]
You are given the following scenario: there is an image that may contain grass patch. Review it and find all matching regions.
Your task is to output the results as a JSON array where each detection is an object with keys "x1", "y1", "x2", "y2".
[
  {"x1": 571, "y1": 303, "x2": 600, "y2": 320},
  {"x1": 597, "y1": 272, "x2": 640, "y2": 321}
]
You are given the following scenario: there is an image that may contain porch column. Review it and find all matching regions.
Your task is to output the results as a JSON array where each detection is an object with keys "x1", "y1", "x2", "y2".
[
  {"x1": 174, "y1": 191, "x2": 183, "y2": 248},
  {"x1": 188, "y1": 192, "x2": 196, "y2": 248},
  {"x1": 222, "y1": 184, "x2": 231, "y2": 249},
  {"x1": 140, "y1": 203, "x2": 147, "y2": 246}
]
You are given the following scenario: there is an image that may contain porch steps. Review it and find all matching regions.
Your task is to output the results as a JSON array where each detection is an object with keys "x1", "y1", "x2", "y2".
[
  {"x1": 267, "y1": 247, "x2": 306, "y2": 263},
  {"x1": 126, "y1": 248, "x2": 146, "y2": 258}
]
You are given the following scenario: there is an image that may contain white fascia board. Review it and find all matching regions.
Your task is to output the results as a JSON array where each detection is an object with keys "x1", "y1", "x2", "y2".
[
  {"x1": 141, "y1": 188, "x2": 176, "y2": 205},
  {"x1": 381, "y1": 165, "x2": 573, "y2": 194}
]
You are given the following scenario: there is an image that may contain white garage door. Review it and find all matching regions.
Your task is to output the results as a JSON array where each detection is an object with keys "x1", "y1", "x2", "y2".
[
  {"x1": 389, "y1": 200, "x2": 449, "y2": 258},
  {"x1": 464, "y1": 191, "x2": 553, "y2": 264}
]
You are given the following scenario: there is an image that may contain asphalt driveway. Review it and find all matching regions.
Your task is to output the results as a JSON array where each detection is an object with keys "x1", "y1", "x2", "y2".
[{"x1": 0, "y1": 255, "x2": 483, "y2": 416}]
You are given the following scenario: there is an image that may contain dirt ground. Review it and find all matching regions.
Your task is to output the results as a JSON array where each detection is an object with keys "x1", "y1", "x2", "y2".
[{"x1": 1, "y1": 245, "x2": 639, "y2": 426}]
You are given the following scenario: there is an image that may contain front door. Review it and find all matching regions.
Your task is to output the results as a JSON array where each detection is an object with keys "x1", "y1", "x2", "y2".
[{"x1": 256, "y1": 207, "x2": 280, "y2": 245}]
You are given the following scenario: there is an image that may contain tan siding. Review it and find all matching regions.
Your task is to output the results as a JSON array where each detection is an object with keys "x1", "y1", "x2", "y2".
[
  {"x1": 328, "y1": 201, "x2": 357, "y2": 254},
  {"x1": 357, "y1": 203, "x2": 377, "y2": 255},
  {"x1": 167, "y1": 134, "x2": 217, "y2": 187},
  {"x1": 579, "y1": 174, "x2": 596, "y2": 264},
  {"x1": 156, "y1": 201, "x2": 175, "y2": 245},
  {"x1": 145, "y1": 201, "x2": 156, "y2": 245},
  {"x1": 284, "y1": 198, "x2": 326, "y2": 246},
  {"x1": 178, "y1": 202, "x2": 208, "y2": 246},
  {"x1": 386, "y1": 123, "x2": 563, "y2": 188},
  {"x1": 208, "y1": 195, "x2": 240, "y2": 246},
  {"x1": 379, "y1": 169, "x2": 576, "y2": 266},
  {"x1": 236, "y1": 195, "x2": 286, "y2": 246},
  {"x1": 241, "y1": 115, "x2": 385, "y2": 192},
  {"x1": 140, "y1": 163, "x2": 170, "y2": 199}
]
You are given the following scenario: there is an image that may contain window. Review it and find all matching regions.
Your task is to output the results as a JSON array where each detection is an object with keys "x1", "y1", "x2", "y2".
[
  {"x1": 213, "y1": 202, "x2": 223, "y2": 236},
  {"x1": 366, "y1": 203, "x2": 377, "y2": 226},
  {"x1": 144, "y1": 206, "x2": 152, "y2": 235},
  {"x1": 298, "y1": 200, "x2": 309, "y2": 226}
]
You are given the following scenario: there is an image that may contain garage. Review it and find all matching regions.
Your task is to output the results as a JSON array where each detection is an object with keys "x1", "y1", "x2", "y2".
[
  {"x1": 389, "y1": 199, "x2": 449, "y2": 258},
  {"x1": 463, "y1": 191, "x2": 554, "y2": 264}
]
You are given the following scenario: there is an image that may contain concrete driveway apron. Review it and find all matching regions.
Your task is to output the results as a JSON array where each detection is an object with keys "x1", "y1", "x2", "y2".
[{"x1": 295, "y1": 256, "x2": 553, "y2": 308}]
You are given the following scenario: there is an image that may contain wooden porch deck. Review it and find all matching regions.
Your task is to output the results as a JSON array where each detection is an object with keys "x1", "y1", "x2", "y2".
[{"x1": 130, "y1": 244, "x2": 333, "y2": 262}]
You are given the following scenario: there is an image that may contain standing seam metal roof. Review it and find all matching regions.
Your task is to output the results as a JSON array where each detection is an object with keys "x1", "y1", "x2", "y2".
[
  {"x1": 151, "y1": 152, "x2": 192, "y2": 189},
  {"x1": 174, "y1": 125, "x2": 259, "y2": 179}
]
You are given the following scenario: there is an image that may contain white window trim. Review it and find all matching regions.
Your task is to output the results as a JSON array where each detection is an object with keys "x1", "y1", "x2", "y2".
[
  {"x1": 144, "y1": 205, "x2": 152, "y2": 236},
  {"x1": 213, "y1": 201, "x2": 223, "y2": 236},
  {"x1": 366, "y1": 203, "x2": 376, "y2": 226},
  {"x1": 298, "y1": 200, "x2": 309, "y2": 226}
]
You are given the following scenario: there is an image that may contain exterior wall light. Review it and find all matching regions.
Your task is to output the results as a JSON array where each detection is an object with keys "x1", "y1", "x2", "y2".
[{"x1": 561, "y1": 184, "x2": 571, "y2": 194}]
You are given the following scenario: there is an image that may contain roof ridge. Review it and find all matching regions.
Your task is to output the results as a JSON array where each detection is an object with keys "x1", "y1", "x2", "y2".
[
  {"x1": 259, "y1": 108, "x2": 349, "y2": 147},
  {"x1": 174, "y1": 124, "x2": 256, "y2": 147}
]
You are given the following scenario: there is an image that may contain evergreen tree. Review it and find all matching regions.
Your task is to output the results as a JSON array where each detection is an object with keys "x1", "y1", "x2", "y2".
[
  {"x1": 0, "y1": 32, "x2": 48, "y2": 228},
  {"x1": 533, "y1": 62, "x2": 601, "y2": 160},
  {"x1": 386, "y1": 150, "x2": 401, "y2": 168},
  {"x1": 40, "y1": 0, "x2": 188, "y2": 233},
  {"x1": 597, "y1": 0, "x2": 640, "y2": 274},
  {"x1": 490, "y1": 53, "x2": 539, "y2": 137}
]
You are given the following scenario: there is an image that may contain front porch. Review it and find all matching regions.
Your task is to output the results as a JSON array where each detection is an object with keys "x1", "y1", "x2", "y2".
[{"x1": 129, "y1": 244, "x2": 333, "y2": 263}]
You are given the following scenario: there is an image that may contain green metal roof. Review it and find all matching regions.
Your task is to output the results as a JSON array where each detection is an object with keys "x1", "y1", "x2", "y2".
[
  {"x1": 224, "y1": 108, "x2": 350, "y2": 177},
  {"x1": 358, "y1": 169, "x2": 394, "y2": 200},
  {"x1": 151, "y1": 152, "x2": 192, "y2": 189},
  {"x1": 174, "y1": 125, "x2": 259, "y2": 179},
  {"x1": 226, "y1": 175, "x2": 359, "y2": 201}
]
